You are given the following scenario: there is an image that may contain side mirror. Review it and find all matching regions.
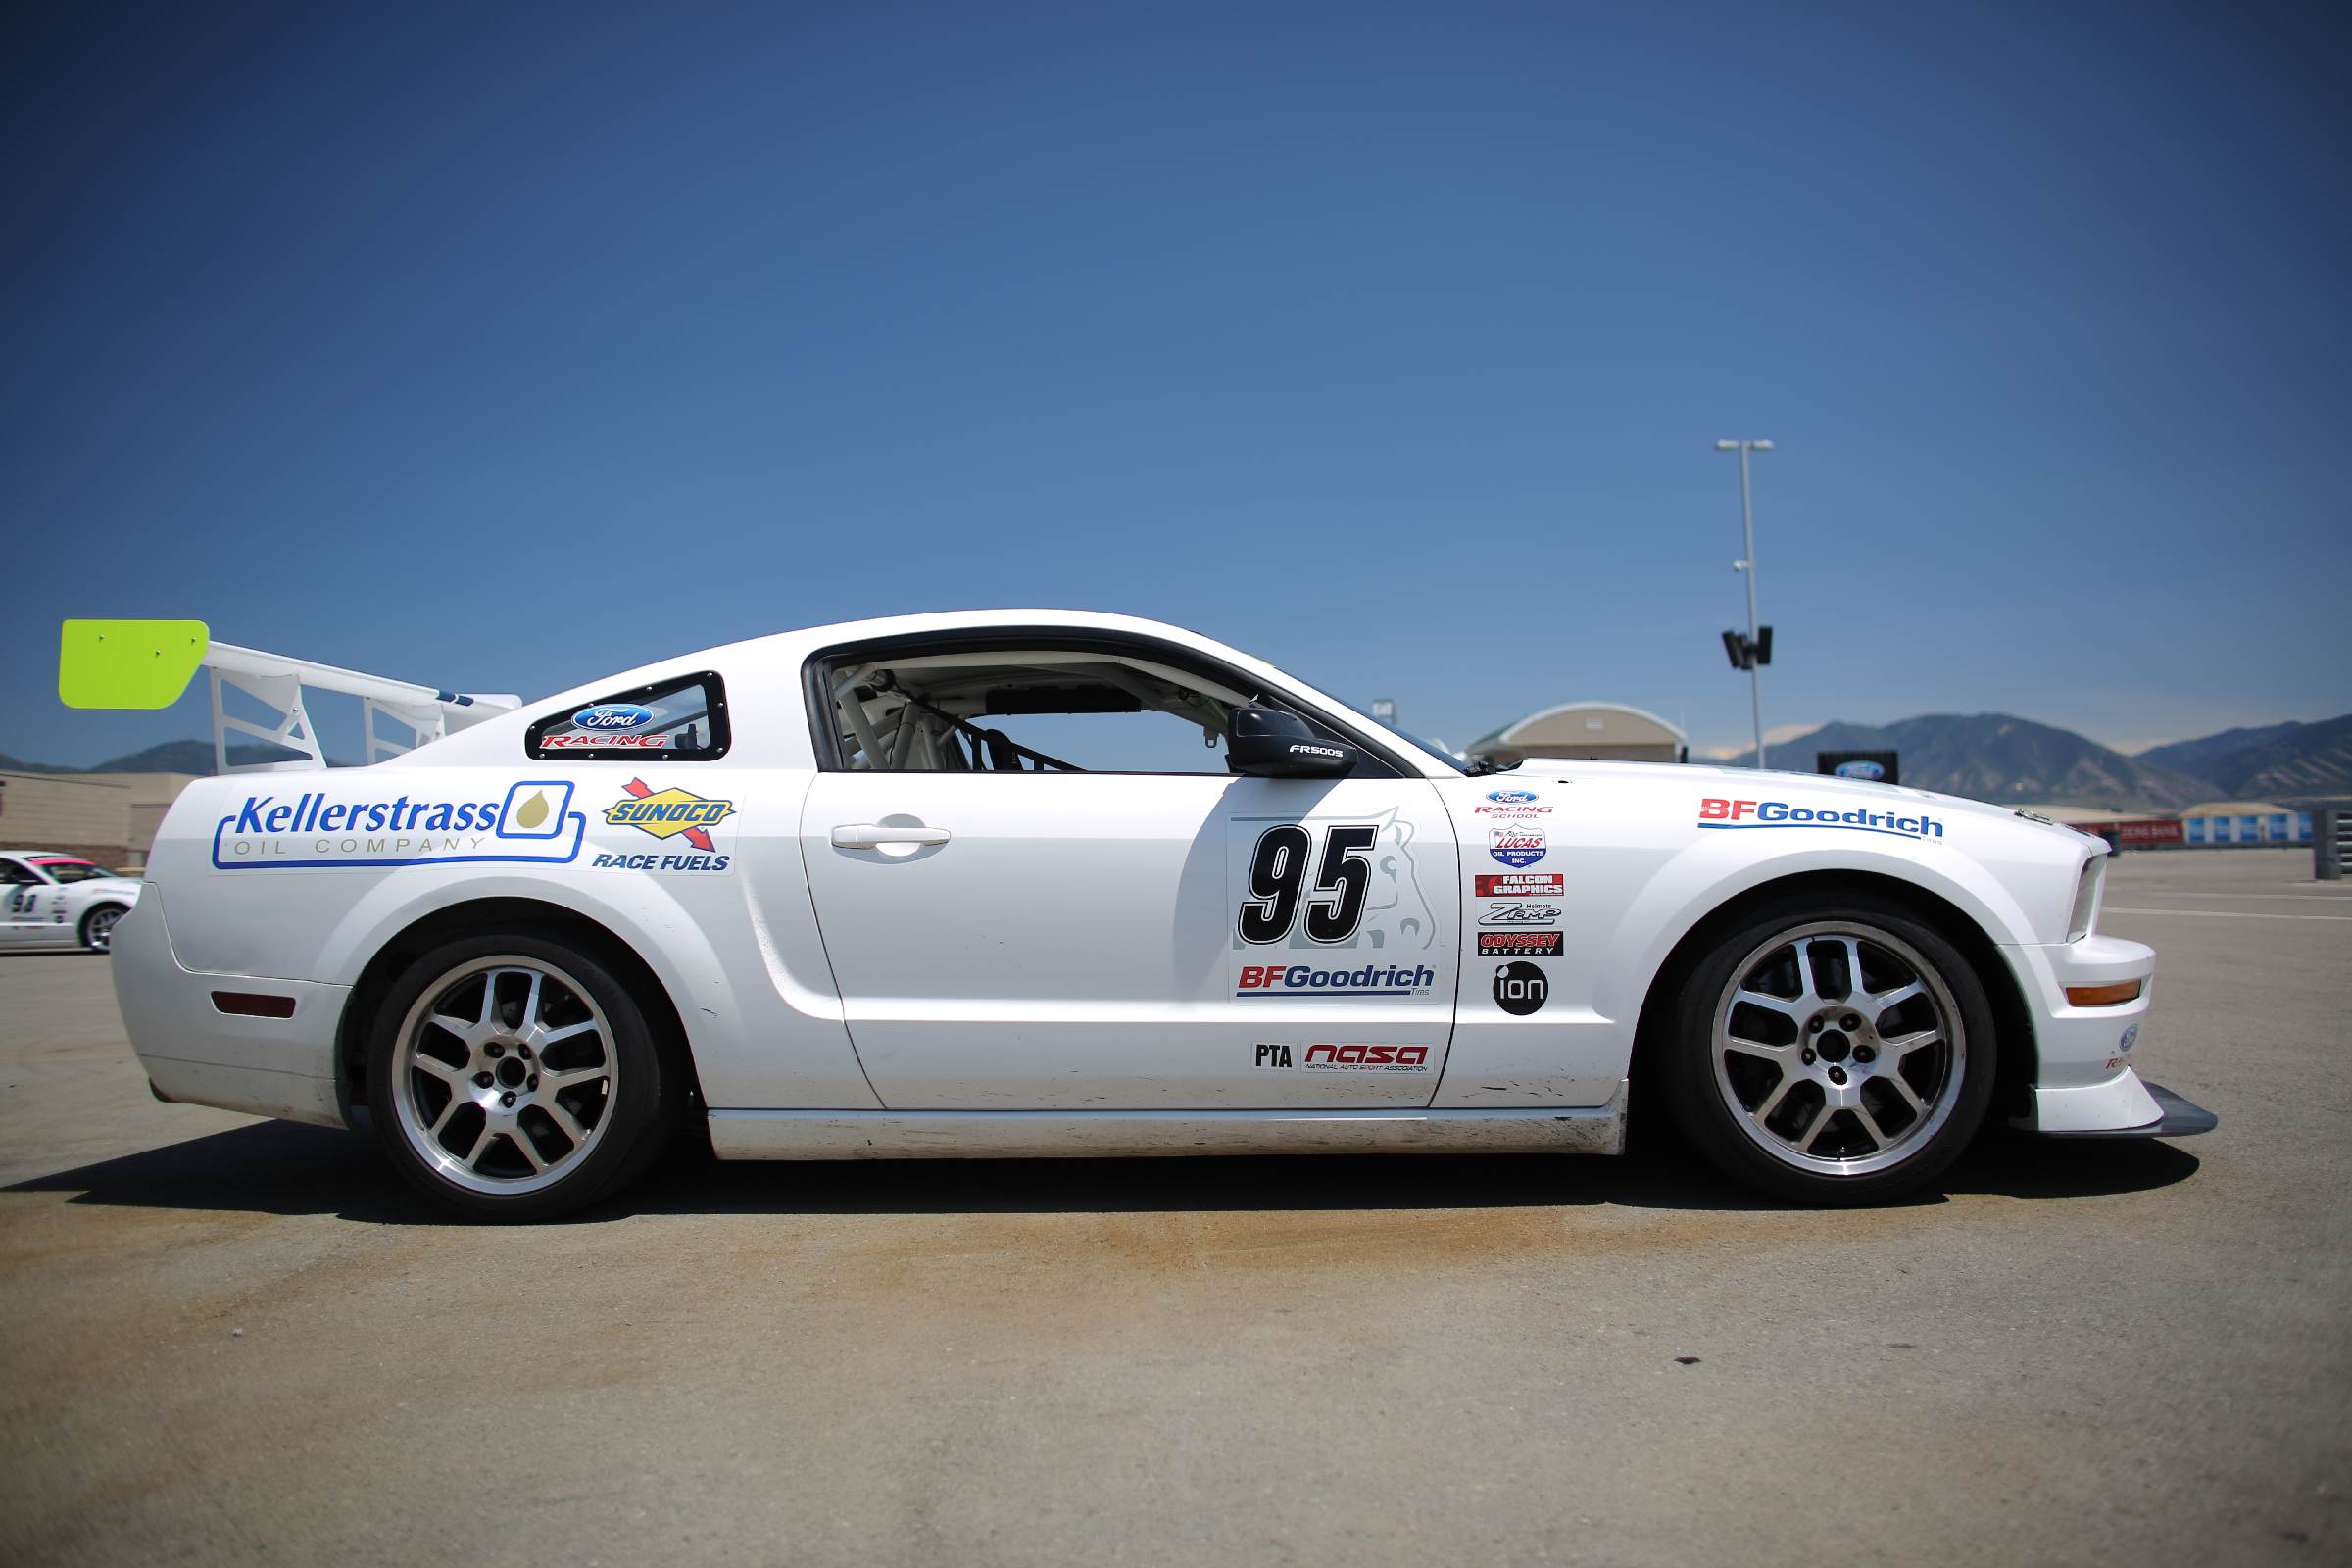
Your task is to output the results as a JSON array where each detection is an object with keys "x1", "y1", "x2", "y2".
[{"x1": 1227, "y1": 706, "x2": 1359, "y2": 778}]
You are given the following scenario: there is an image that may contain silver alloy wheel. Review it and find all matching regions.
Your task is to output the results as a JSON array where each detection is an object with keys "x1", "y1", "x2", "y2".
[
  {"x1": 1710, "y1": 920, "x2": 1967, "y2": 1177},
  {"x1": 389, "y1": 956, "x2": 617, "y2": 1197},
  {"x1": 82, "y1": 906, "x2": 123, "y2": 953}
]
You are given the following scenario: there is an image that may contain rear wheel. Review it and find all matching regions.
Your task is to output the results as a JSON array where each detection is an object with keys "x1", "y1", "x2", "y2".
[
  {"x1": 367, "y1": 934, "x2": 674, "y2": 1221},
  {"x1": 1660, "y1": 893, "x2": 1997, "y2": 1204},
  {"x1": 78, "y1": 904, "x2": 127, "y2": 954}
]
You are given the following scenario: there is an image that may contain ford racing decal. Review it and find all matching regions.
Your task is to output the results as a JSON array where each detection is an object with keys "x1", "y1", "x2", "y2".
[{"x1": 574, "y1": 703, "x2": 656, "y2": 731}]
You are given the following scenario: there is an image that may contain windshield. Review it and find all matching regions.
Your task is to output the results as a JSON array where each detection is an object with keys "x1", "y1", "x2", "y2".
[
  {"x1": 32, "y1": 858, "x2": 116, "y2": 884},
  {"x1": 1314, "y1": 692, "x2": 1470, "y2": 774}
]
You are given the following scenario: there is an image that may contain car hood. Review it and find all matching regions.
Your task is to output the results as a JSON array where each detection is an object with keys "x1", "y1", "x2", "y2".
[{"x1": 1469, "y1": 757, "x2": 2085, "y2": 841}]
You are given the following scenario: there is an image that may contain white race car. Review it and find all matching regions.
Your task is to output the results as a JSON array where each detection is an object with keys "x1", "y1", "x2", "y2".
[
  {"x1": 1, "y1": 851, "x2": 141, "y2": 952},
  {"x1": 68, "y1": 612, "x2": 2212, "y2": 1220}
]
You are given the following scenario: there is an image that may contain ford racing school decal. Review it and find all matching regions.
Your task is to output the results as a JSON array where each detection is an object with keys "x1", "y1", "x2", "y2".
[
  {"x1": 1230, "y1": 810, "x2": 1435, "y2": 999},
  {"x1": 211, "y1": 781, "x2": 583, "y2": 869}
]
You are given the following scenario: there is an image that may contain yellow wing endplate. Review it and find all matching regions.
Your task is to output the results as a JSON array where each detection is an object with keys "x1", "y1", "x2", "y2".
[{"x1": 58, "y1": 619, "x2": 212, "y2": 710}]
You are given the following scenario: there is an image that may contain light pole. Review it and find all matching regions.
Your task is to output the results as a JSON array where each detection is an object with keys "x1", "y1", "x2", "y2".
[{"x1": 1715, "y1": 438, "x2": 1773, "y2": 769}]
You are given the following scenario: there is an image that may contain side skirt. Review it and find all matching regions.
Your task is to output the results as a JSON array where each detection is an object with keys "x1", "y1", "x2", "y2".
[{"x1": 707, "y1": 1085, "x2": 1628, "y2": 1161}]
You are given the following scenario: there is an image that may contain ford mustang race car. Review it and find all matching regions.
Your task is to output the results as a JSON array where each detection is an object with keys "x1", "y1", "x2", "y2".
[
  {"x1": 1, "y1": 852, "x2": 141, "y2": 952},
  {"x1": 61, "y1": 612, "x2": 2212, "y2": 1220}
]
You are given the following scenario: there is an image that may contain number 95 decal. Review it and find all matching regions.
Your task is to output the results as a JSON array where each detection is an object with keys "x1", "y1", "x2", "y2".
[{"x1": 1238, "y1": 824, "x2": 1381, "y2": 945}]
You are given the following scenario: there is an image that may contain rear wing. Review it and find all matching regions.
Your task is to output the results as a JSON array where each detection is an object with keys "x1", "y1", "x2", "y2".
[{"x1": 58, "y1": 619, "x2": 519, "y2": 773}]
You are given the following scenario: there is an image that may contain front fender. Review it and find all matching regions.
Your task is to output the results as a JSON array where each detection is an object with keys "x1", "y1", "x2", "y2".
[{"x1": 1593, "y1": 837, "x2": 2044, "y2": 1028}]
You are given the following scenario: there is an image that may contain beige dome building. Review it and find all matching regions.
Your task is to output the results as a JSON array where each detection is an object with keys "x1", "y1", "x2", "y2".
[{"x1": 1468, "y1": 703, "x2": 1688, "y2": 767}]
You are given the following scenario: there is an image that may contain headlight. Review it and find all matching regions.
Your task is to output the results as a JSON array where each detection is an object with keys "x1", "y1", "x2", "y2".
[{"x1": 2067, "y1": 855, "x2": 2106, "y2": 941}]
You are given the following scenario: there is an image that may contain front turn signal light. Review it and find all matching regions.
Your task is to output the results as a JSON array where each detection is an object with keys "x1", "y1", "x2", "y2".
[{"x1": 2065, "y1": 980, "x2": 2143, "y2": 1007}]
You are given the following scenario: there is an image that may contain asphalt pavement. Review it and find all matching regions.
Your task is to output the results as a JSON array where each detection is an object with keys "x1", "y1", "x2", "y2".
[{"x1": 1, "y1": 848, "x2": 2344, "y2": 1566}]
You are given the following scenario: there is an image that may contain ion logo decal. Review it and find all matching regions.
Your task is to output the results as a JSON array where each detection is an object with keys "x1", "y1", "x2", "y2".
[
  {"x1": 211, "y1": 781, "x2": 583, "y2": 869},
  {"x1": 1493, "y1": 960, "x2": 1548, "y2": 1016},
  {"x1": 1488, "y1": 824, "x2": 1546, "y2": 867},
  {"x1": 1477, "y1": 873, "x2": 1563, "y2": 898},
  {"x1": 1697, "y1": 799, "x2": 1944, "y2": 840},
  {"x1": 606, "y1": 779, "x2": 734, "y2": 852},
  {"x1": 1479, "y1": 931, "x2": 1564, "y2": 956}
]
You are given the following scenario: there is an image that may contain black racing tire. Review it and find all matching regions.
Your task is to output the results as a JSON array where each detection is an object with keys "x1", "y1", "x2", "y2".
[
  {"x1": 1657, "y1": 890, "x2": 1998, "y2": 1205},
  {"x1": 366, "y1": 932, "x2": 675, "y2": 1222},
  {"x1": 78, "y1": 903, "x2": 128, "y2": 954}
]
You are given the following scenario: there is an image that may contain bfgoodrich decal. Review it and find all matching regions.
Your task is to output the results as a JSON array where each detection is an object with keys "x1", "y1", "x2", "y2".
[
  {"x1": 1697, "y1": 798, "x2": 1945, "y2": 840},
  {"x1": 1228, "y1": 809, "x2": 1436, "y2": 1000},
  {"x1": 212, "y1": 782, "x2": 583, "y2": 869}
]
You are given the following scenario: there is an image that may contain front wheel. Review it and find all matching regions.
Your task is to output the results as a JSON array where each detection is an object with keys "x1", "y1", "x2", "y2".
[
  {"x1": 1659, "y1": 893, "x2": 1997, "y2": 1204},
  {"x1": 367, "y1": 934, "x2": 676, "y2": 1221},
  {"x1": 79, "y1": 904, "x2": 127, "y2": 954}
]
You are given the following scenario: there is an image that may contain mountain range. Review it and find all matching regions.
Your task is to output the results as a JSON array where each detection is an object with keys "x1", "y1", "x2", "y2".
[
  {"x1": 0, "y1": 740, "x2": 327, "y2": 775},
  {"x1": 1724, "y1": 711, "x2": 2352, "y2": 812},
  {"x1": 7, "y1": 713, "x2": 2349, "y2": 811}
]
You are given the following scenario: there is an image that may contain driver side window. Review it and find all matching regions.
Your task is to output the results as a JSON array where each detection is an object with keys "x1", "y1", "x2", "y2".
[{"x1": 814, "y1": 640, "x2": 1369, "y2": 775}]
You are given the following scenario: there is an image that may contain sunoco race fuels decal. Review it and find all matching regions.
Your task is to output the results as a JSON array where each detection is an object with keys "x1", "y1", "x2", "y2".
[
  {"x1": 212, "y1": 782, "x2": 583, "y2": 869},
  {"x1": 1698, "y1": 799, "x2": 1945, "y2": 840},
  {"x1": 606, "y1": 779, "x2": 734, "y2": 851}
]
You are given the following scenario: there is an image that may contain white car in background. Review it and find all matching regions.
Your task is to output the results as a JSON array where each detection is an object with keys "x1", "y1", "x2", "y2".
[
  {"x1": 61, "y1": 612, "x2": 2214, "y2": 1221},
  {"x1": 0, "y1": 852, "x2": 141, "y2": 952}
]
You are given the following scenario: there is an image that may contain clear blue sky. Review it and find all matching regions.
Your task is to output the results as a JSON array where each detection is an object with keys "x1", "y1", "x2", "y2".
[{"x1": 6, "y1": 2, "x2": 2347, "y2": 768}]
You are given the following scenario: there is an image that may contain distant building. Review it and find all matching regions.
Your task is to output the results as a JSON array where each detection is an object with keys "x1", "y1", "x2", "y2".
[
  {"x1": 78, "y1": 773, "x2": 202, "y2": 868},
  {"x1": 2019, "y1": 804, "x2": 2183, "y2": 850},
  {"x1": 0, "y1": 769, "x2": 202, "y2": 870},
  {"x1": 1469, "y1": 704, "x2": 1688, "y2": 767},
  {"x1": 0, "y1": 771, "x2": 132, "y2": 866},
  {"x1": 2178, "y1": 801, "x2": 2314, "y2": 846}
]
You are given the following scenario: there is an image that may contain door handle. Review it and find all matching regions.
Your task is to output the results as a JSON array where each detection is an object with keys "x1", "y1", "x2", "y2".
[{"x1": 830, "y1": 823, "x2": 953, "y2": 850}]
